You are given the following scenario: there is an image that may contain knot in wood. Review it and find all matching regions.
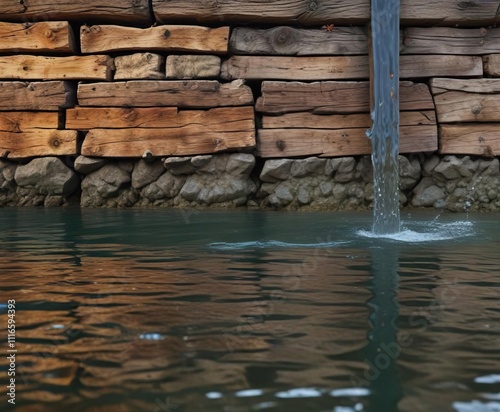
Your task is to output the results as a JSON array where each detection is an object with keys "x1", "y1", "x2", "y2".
[
  {"x1": 472, "y1": 105, "x2": 482, "y2": 115},
  {"x1": 274, "y1": 27, "x2": 292, "y2": 46},
  {"x1": 163, "y1": 29, "x2": 171, "y2": 38},
  {"x1": 309, "y1": 1, "x2": 318, "y2": 11},
  {"x1": 52, "y1": 139, "x2": 60, "y2": 147},
  {"x1": 44, "y1": 30, "x2": 55, "y2": 40},
  {"x1": 479, "y1": 27, "x2": 488, "y2": 37},
  {"x1": 276, "y1": 140, "x2": 286, "y2": 151},
  {"x1": 457, "y1": 1, "x2": 475, "y2": 10}
]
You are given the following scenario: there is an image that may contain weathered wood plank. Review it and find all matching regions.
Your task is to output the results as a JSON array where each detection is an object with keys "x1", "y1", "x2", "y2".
[
  {"x1": 67, "y1": 107, "x2": 175, "y2": 129},
  {"x1": 0, "y1": 130, "x2": 77, "y2": 159},
  {"x1": 402, "y1": 27, "x2": 500, "y2": 55},
  {"x1": 82, "y1": 130, "x2": 255, "y2": 158},
  {"x1": 257, "y1": 126, "x2": 438, "y2": 158},
  {"x1": 230, "y1": 26, "x2": 369, "y2": 56},
  {"x1": 256, "y1": 81, "x2": 434, "y2": 114},
  {"x1": 81, "y1": 107, "x2": 256, "y2": 157},
  {"x1": 222, "y1": 55, "x2": 482, "y2": 81},
  {"x1": 400, "y1": 55, "x2": 482, "y2": 78},
  {"x1": 400, "y1": 0, "x2": 499, "y2": 26},
  {"x1": 77, "y1": 80, "x2": 254, "y2": 108},
  {"x1": 67, "y1": 106, "x2": 254, "y2": 130},
  {"x1": 483, "y1": 55, "x2": 500, "y2": 77},
  {"x1": 222, "y1": 56, "x2": 369, "y2": 81},
  {"x1": 0, "y1": 81, "x2": 76, "y2": 111},
  {"x1": 0, "y1": 55, "x2": 113, "y2": 81},
  {"x1": 440, "y1": 124, "x2": 500, "y2": 157},
  {"x1": 115, "y1": 53, "x2": 165, "y2": 80},
  {"x1": 0, "y1": 21, "x2": 75, "y2": 53},
  {"x1": 0, "y1": 0, "x2": 151, "y2": 24},
  {"x1": 80, "y1": 25, "x2": 229, "y2": 54},
  {"x1": 166, "y1": 55, "x2": 221, "y2": 79},
  {"x1": 0, "y1": 112, "x2": 59, "y2": 132},
  {"x1": 153, "y1": 0, "x2": 370, "y2": 26},
  {"x1": 152, "y1": 0, "x2": 499, "y2": 27},
  {"x1": 434, "y1": 92, "x2": 500, "y2": 123},
  {"x1": 262, "y1": 111, "x2": 436, "y2": 129},
  {"x1": 431, "y1": 78, "x2": 500, "y2": 94}
]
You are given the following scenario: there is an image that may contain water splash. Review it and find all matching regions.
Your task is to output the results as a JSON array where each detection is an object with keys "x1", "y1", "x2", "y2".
[
  {"x1": 208, "y1": 240, "x2": 344, "y2": 250},
  {"x1": 367, "y1": 0, "x2": 401, "y2": 234},
  {"x1": 358, "y1": 221, "x2": 474, "y2": 243}
]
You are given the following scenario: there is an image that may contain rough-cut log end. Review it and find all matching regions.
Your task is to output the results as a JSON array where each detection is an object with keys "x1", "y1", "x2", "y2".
[{"x1": 114, "y1": 53, "x2": 165, "y2": 80}]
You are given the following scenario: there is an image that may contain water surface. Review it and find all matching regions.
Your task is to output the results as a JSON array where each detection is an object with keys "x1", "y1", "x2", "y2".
[{"x1": 0, "y1": 208, "x2": 499, "y2": 412}]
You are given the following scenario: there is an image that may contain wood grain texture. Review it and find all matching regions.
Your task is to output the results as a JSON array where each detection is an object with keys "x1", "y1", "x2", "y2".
[
  {"x1": 483, "y1": 55, "x2": 500, "y2": 77},
  {"x1": 77, "y1": 80, "x2": 254, "y2": 108},
  {"x1": 222, "y1": 55, "x2": 482, "y2": 81},
  {"x1": 262, "y1": 111, "x2": 436, "y2": 129},
  {"x1": 152, "y1": 0, "x2": 371, "y2": 26},
  {"x1": 440, "y1": 124, "x2": 500, "y2": 157},
  {"x1": 431, "y1": 78, "x2": 500, "y2": 94},
  {"x1": 221, "y1": 56, "x2": 370, "y2": 81},
  {"x1": 0, "y1": 81, "x2": 76, "y2": 111},
  {"x1": 0, "y1": 0, "x2": 151, "y2": 24},
  {"x1": 257, "y1": 126, "x2": 438, "y2": 157},
  {"x1": 0, "y1": 55, "x2": 113, "y2": 81},
  {"x1": 256, "y1": 81, "x2": 434, "y2": 114},
  {"x1": 431, "y1": 77, "x2": 500, "y2": 123},
  {"x1": 0, "y1": 21, "x2": 75, "y2": 53},
  {"x1": 82, "y1": 130, "x2": 255, "y2": 158},
  {"x1": 152, "y1": 0, "x2": 499, "y2": 26},
  {"x1": 230, "y1": 26, "x2": 369, "y2": 56},
  {"x1": 81, "y1": 107, "x2": 256, "y2": 157},
  {"x1": 80, "y1": 25, "x2": 229, "y2": 54},
  {"x1": 0, "y1": 112, "x2": 59, "y2": 132},
  {"x1": 402, "y1": 27, "x2": 500, "y2": 55},
  {"x1": 434, "y1": 92, "x2": 500, "y2": 123},
  {"x1": 67, "y1": 106, "x2": 254, "y2": 129},
  {"x1": 400, "y1": 55, "x2": 483, "y2": 78},
  {"x1": 0, "y1": 130, "x2": 77, "y2": 159}
]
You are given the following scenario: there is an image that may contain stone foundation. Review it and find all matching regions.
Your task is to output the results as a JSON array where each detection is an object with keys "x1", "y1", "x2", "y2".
[{"x1": 1, "y1": 154, "x2": 499, "y2": 211}]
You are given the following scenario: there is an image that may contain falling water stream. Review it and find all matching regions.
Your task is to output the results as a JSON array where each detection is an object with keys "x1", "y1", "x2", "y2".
[{"x1": 367, "y1": 0, "x2": 401, "y2": 234}]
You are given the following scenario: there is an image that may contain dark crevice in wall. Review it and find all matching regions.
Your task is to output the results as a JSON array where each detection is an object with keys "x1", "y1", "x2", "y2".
[
  {"x1": 68, "y1": 21, "x2": 82, "y2": 55},
  {"x1": 147, "y1": 0, "x2": 155, "y2": 25}
]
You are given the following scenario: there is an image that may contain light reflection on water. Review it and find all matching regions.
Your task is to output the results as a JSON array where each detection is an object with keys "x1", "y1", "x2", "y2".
[{"x1": 0, "y1": 208, "x2": 499, "y2": 412}]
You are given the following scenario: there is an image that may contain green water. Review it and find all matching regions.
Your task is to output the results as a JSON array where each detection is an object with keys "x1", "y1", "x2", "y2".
[{"x1": 0, "y1": 208, "x2": 499, "y2": 412}]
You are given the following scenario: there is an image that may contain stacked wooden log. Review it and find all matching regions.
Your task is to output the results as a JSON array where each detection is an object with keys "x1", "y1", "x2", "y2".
[{"x1": 0, "y1": 0, "x2": 500, "y2": 160}]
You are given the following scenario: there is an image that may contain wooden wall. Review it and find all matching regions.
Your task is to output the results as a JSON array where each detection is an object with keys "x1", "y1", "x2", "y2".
[{"x1": 1, "y1": 0, "x2": 500, "y2": 160}]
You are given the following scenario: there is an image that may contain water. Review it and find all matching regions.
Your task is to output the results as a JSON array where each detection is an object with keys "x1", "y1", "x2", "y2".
[
  {"x1": 368, "y1": 0, "x2": 401, "y2": 235},
  {"x1": 1, "y1": 208, "x2": 499, "y2": 411}
]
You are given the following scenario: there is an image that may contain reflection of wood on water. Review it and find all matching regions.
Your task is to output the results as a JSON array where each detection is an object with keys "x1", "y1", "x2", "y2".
[
  {"x1": 0, "y1": 245, "x2": 373, "y2": 407},
  {"x1": 2, "y1": 242, "x2": 497, "y2": 411}
]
